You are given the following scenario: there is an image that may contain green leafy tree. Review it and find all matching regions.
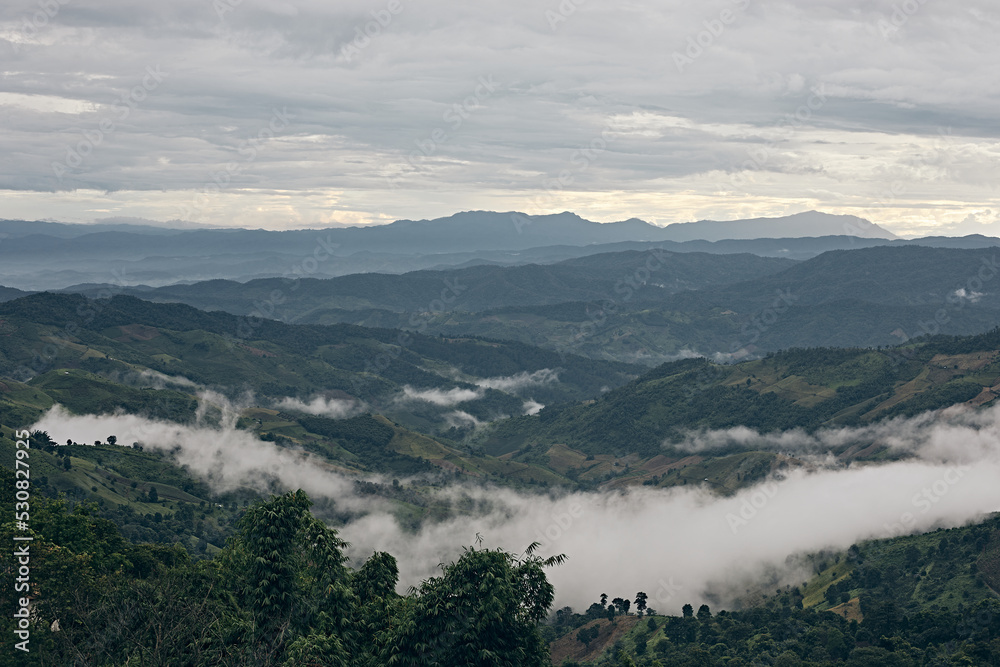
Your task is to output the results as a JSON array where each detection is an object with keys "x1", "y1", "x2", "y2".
[
  {"x1": 635, "y1": 591, "x2": 648, "y2": 616},
  {"x1": 381, "y1": 543, "x2": 563, "y2": 666},
  {"x1": 576, "y1": 624, "x2": 599, "y2": 648}
]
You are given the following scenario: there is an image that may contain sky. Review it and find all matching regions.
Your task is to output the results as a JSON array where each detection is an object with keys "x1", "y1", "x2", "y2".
[{"x1": 1, "y1": 0, "x2": 998, "y2": 236}]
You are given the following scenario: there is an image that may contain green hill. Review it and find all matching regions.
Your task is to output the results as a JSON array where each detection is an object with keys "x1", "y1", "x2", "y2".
[
  {"x1": 546, "y1": 514, "x2": 1000, "y2": 666},
  {"x1": 482, "y1": 332, "x2": 1000, "y2": 466}
]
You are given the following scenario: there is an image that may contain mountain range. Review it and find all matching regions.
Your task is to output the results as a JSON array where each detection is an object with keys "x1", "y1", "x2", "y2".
[{"x1": 0, "y1": 210, "x2": 921, "y2": 290}]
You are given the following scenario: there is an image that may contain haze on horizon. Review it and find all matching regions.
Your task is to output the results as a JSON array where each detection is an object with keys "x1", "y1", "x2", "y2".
[{"x1": 1, "y1": 0, "x2": 998, "y2": 236}]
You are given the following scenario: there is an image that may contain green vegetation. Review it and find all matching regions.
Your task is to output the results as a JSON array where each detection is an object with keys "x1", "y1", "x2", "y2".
[
  {"x1": 0, "y1": 474, "x2": 561, "y2": 665},
  {"x1": 546, "y1": 515, "x2": 1000, "y2": 666},
  {"x1": 484, "y1": 334, "x2": 1000, "y2": 463}
]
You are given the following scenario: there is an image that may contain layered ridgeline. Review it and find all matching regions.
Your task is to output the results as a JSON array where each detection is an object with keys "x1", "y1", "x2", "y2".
[
  {"x1": 6, "y1": 291, "x2": 1000, "y2": 496},
  {"x1": 74, "y1": 248, "x2": 795, "y2": 314},
  {"x1": 0, "y1": 292, "x2": 639, "y2": 476},
  {"x1": 0, "y1": 210, "x2": 896, "y2": 290},
  {"x1": 480, "y1": 328, "x2": 1000, "y2": 487},
  {"x1": 66, "y1": 244, "x2": 1000, "y2": 365},
  {"x1": 4, "y1": 292, "x2": 1000, "y2": 665}
]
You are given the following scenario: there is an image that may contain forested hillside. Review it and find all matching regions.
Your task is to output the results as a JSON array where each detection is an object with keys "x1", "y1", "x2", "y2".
[
  {"x1": 483, "y1": 330, "x2": 1000, "y2": 463},
  {"x1": 0, "y1": 476, "x2": 561, "y2": 666},
  {"x1": 545, "y1": 514, "x2": 1000, "y2": 666}
]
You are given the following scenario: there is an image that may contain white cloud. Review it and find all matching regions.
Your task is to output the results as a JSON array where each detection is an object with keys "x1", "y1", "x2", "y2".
[
  {"x1": 443, "y1": 410, "x2": 483, "y2": 429},
  {"x1": 953, "y1": 287, "x2": 985, "y2": 303},
  {"x1": 473, "y1": 368, "x2": 559, "y2": 393},
  {"x1": 28, "y1": 394, "x2": 1000, "y2": 613},
  {"x1": 30, "y1": 402, "x2": 377, "y2": 513},
  {"x1": 399, "y1": 385, "x2": 482, "y2": 407},
  {"x1": 522, "y1": 399, "x2": 544, "y2": 416},
  {"x1": 275, "y1": 395, "x2": 364, "y2": 418}
]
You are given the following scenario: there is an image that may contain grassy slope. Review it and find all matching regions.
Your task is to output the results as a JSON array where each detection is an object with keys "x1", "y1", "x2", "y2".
[
  {"x1": 550, "y1": 514, "x2": 1000, "y2": 665},
  {"x1": 482, "y1": 337, "x2": 1000, "y2": 468}
]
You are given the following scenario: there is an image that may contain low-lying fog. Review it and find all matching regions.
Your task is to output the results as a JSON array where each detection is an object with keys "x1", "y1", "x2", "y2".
[{"x1": 33, "y1": 398, "x2": 1000, "y2": 613}]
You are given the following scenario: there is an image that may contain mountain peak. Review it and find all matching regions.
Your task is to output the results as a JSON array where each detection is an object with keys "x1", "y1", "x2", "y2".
[{"x1": 663, "y1": 211, "x2": 895, "y2": 242}]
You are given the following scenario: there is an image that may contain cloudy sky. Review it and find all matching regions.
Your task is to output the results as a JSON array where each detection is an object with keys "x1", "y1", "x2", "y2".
[{"x1": 1, "y1": 0, "x2": 998, "y2": 236}]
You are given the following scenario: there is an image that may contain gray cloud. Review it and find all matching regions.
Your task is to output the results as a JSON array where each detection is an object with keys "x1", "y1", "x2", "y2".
[{"x1": 0, "y1": 0, "x2": 997, "y2": 232}]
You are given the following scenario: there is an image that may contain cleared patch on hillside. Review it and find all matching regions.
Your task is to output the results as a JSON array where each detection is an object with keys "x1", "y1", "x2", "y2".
[
  {"x1": 549, "y1": 616, "x2": 639, "y2": 666},
  {"x1": 827, "y1": 597, "x2": 863, "y2": 622}
]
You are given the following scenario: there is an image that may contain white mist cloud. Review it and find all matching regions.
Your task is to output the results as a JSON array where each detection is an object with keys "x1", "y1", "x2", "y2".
[
  {"x1": 953, "y1": 287, "x2": 985, "y2": 303},
  {"x1": 399, "y1": 385, "x2": 482, "y2": 407},
  {"x1": 31, "y1": 402, "x2": 377, "y2": 514},
  {"x1": 344, "y1": 457, "x2": 1000, "y2": 613},
  {"x1": 30, "y1": 397, "x2": 1000, "y2": 614},
  {"x1": 523, "y1": 399, "x2": 545, "y2": 416},
  {"x1": 473, "y1": 369, "x2": 560, "y2": 393},
  {"x1": 443, "y1": 410, "x2": 483, "y2": 429},
  {"x1": 346, "y1": 402, "x2": 1000, "y2": 610},
  {"x1": 676, "y1": 401, "x2": 1000, "y2": 461},
  {"x1": 275, "y1": 395, "x2": 365, "y2": 419},
  {"x1": 134, "y1": 370, "x2": 200, "y2": 389}
]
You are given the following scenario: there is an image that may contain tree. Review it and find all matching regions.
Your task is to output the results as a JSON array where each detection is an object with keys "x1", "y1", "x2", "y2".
[
  {"x1": 635, "y1": 591, "x2": 648, "y2": 617},
  {"x1": 107, "y1": 435, "x2": 117, "y2": 446},
  {"x1": 30, "y1": 430, "x2": 55, "y2": 450},
  {"x1": 381, "y1": 543, "x2": 563, "y2": 666},
  {"x1": 147, "y1": 487, "x2": 158, "y2": 503},
  {"x1": 682, "y1": 603, "x2": 694, "y2": 618},
  {"x1": 697, "y1": 604, "x2": 711, "y2": 621},
  {"x1": 600, "y1": 592, "x2": 608, "y2": 608},
  {"x1": 577, "y1": 625, "x2": 599, "y2": 648}
]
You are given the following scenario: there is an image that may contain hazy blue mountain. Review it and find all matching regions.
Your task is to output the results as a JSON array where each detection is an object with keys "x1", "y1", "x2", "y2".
[
  {"x1": 659, "y1": 211, "x2": 895, "y2": 241},
  {"x1": 63, "y1": 250, "x2": 795, "y2": 316},
  {"x1": 0, "y1": 218, "x2": 195, "y2": 238},
  {"x1": 57, "y1": 244, "x2": 1000, "y2": 365},
  {"x1": 0, "y1": 286, "x2": 28, "y2": 303},
  {"x1": 4, "y1": 211, "x2": 996, "y2": 292}
]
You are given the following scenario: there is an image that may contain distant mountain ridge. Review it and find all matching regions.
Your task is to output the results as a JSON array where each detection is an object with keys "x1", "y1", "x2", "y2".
[
  {"x1": 660, "y1": 211, "x2": 895, "y2": 241},
  {"x1": 0, "y1": 211, "x2": 981, "y2": 291}
]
